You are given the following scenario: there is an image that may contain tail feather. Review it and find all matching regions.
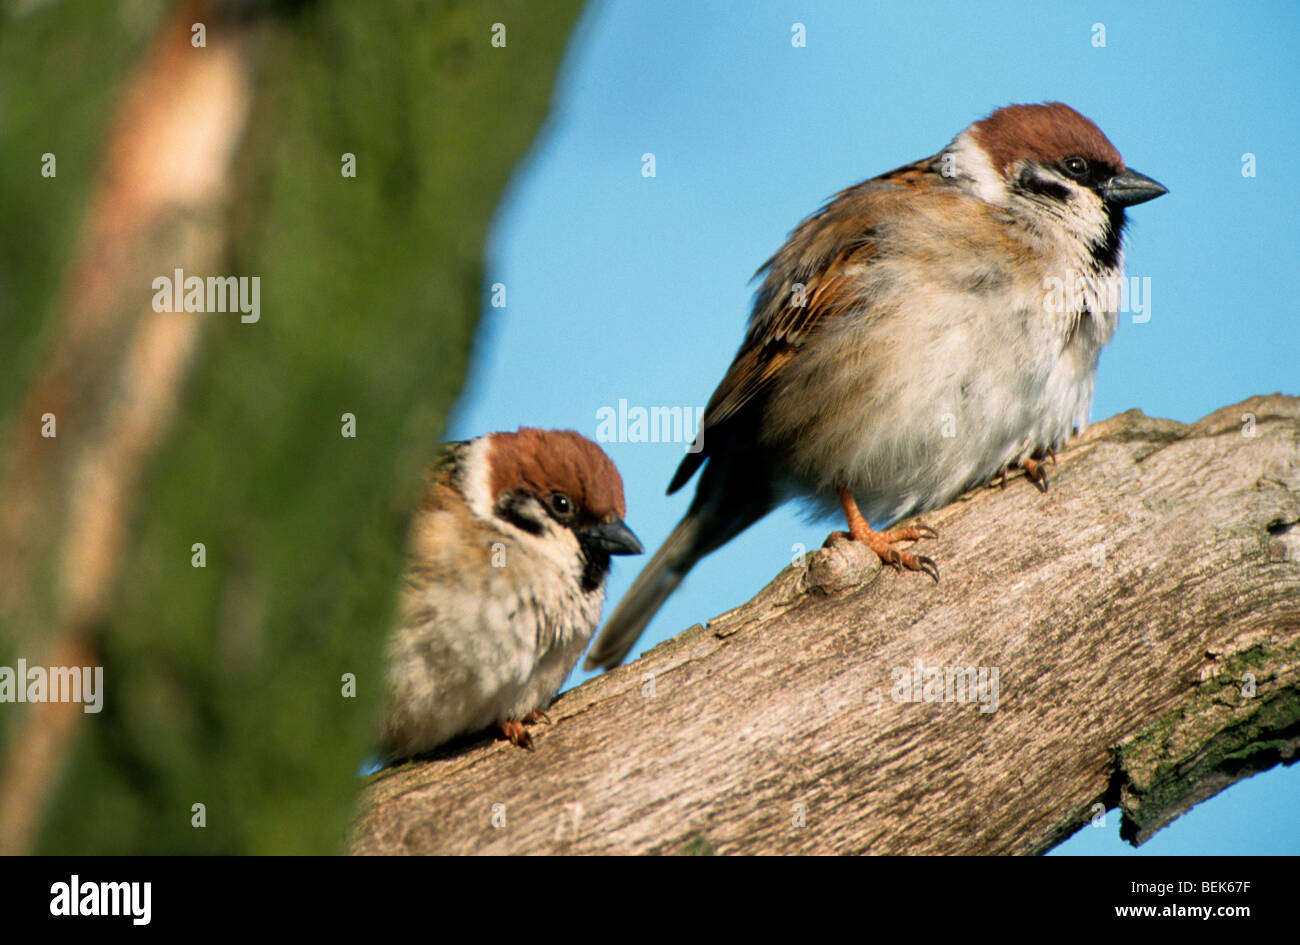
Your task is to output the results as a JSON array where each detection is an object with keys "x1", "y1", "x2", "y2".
[
  {"x1": 583, "y1": 514, "x2": 701, "y2": 671},
  {"x1": 590, "y1": 441, "x2": 775, "y2": 671}
]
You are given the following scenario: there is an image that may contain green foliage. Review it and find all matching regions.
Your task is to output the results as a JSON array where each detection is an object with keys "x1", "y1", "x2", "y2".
[
  {"x1": 0, "y1": 1, "x2": 162, "y2": 420},
  {"x1": 0, "y1": 0, "x2": 584, "y2": 853}
]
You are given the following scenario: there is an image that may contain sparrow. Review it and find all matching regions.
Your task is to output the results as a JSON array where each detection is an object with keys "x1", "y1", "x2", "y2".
[
  {"x1": 380, "y1": 428, "x2": 642, "y2": 760},
  {"x1": 585, "y1": 102, "x2": 1166, "y2": 671}
]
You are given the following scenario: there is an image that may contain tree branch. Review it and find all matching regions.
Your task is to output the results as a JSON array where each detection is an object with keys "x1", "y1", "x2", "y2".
[{"x1": 350, "y1": 395, "x2": 1300, "y2": 855}]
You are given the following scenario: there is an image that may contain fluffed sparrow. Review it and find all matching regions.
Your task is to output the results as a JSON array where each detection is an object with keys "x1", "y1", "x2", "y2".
[
  {"x1": 381, "y1": 428, "x2": 641, "y2": 759},
  {"x1": 586, "y1": 102, "x2": 1165, "y2": 670}
]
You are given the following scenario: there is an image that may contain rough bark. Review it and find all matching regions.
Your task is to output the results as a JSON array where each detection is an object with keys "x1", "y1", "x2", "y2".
[{"x1": 350, "y1": 394, "x2": 1300, "y2": 855}]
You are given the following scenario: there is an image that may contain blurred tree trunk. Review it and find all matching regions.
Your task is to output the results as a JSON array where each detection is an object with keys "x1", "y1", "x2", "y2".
[
  {"x1": 351, "y1": 395, "x2": 1300, "y2": 855},
  {"x1": 0, "y1": 0, "x2": 585, "y2": 854}
]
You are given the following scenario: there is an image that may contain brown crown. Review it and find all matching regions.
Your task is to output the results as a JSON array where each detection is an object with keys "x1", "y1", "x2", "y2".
[
  {"x1": 969, "y1": 102, "x2": 1124, "y2": 175},
  {"x1": 487, "y1": 428, "x2": 627, "y2": 520}
]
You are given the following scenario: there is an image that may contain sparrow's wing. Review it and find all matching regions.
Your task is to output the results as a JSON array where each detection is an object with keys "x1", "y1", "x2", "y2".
[
  {"x1": 419, "y1": 440, "x2": 474, "y2": 501},
  {"x1": 669, "y1": 157, "x2": 937, "y2": 494}
]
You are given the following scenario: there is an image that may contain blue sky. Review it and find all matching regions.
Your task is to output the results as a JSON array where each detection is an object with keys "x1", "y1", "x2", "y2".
[{"x1": 449, "y1": 1, "x2": 1300, "y2": 854}]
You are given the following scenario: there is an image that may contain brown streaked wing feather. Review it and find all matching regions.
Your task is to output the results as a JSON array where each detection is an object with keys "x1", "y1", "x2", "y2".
[
  {"x1": 668, "y1": 156, "x2": 938, "y2": 495},
  {"x1": 695, "y1": 156, "x2": 934, "y2": 436}
]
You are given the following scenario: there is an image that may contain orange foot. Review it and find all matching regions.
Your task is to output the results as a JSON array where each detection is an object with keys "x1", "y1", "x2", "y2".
[
  {"x1": 832, "y1": 485, "x2": 939, "y2": 582},
  {"x1": 522, "y1": 708, "x2": 551, "y2": 725},
  {"x1": 498, "y1": 719, "x2": 535, "y2": 751},
  {"x1": 991, "y1": 449, "x2": 1056, "y2": 493},
  {"x1": 1021, "y1": 457, "x2": 1049, "y2": 493}
]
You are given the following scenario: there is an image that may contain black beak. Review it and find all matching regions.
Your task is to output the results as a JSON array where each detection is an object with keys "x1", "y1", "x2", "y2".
[
  {"x1": 1101, "y1": 168, "x2": 1168, "y2": 207},
  {"x1": 580, "y1": 518, "x2": 644, "y2": 556}
]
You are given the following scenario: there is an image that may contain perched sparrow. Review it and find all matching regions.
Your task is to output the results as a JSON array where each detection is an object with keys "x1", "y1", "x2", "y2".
[
  {"x1": 586, "y1": 102, "x2": 1165, "y2": 671},
  {"x1": 381, "y1": 428, "x2": 641, "y2": 759}
]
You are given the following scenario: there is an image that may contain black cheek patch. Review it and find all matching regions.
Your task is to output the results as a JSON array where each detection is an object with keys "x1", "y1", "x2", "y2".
[
  {"x1": 1017, "y1": 168, "x2": 1071, "y2": 203},
  {"x1": 495, "y1": 491, "x2": 545, "y2": 536}
]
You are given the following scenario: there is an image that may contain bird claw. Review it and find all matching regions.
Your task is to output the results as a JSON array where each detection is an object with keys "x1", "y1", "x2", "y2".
[
  {"x1": 916, "y1": 554, "x2": 940, "y2": 583},
  {"x1": 870, "y1": 522, "x2": 938, "y2": 545},
  {"x1": 881, "y1": 547, "x2": 940, "y2": 583},
  {"x1": 828, "y1": 487, "x2": 941, "y2": 583},
  {"x1": 499, "y1": 719, "x2": 536, "y2": 751},
  {"x1": 1022, "y1": 457, "x2": 1049, "y2": 493},
  {"x1": 990, "y1": 458, "x2": 1052, "y2": 493}
]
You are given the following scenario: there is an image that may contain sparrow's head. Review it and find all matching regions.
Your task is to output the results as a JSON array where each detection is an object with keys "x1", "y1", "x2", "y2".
[
  {"x1": 468, "y1": 428, "x2": 642, "y2": 588},
  {"x1": 948, "y1": 102, "x2": 1166, "y2": 271}
]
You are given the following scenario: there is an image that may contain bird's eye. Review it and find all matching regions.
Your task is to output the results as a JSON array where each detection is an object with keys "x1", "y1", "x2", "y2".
[
  {"x1": 548, "y1": 493, "x2": 573, "y2": 517},
  {"x1": 1062, "y1": 156, "x2": 1089, "y2": 178}
]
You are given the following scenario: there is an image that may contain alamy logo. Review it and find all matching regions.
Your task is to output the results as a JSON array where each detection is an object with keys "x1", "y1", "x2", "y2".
[
  {"x1": 595, "y1": 399, "x2": 704, "y2": 452},
  {"x1": 50, "y1": 875, "x2": 151, "y2": 925},
  {"x1": 0, "y1": 659, "x2": 103, "y2": 713},
  {"x1": 891, "y1": 658, "x2": 999, "y2": 713},
  {"x1": 152, "y1": 268, "x2": 260, "y2": 323},
  {"x1": 1042, "y1": 273, "x2": 1152, "y2": 323}
]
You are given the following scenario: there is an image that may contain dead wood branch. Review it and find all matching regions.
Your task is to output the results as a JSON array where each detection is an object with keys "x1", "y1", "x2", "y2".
[{"x1": 351, "y1": 395, "x2": 1300, "y2": 855}]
